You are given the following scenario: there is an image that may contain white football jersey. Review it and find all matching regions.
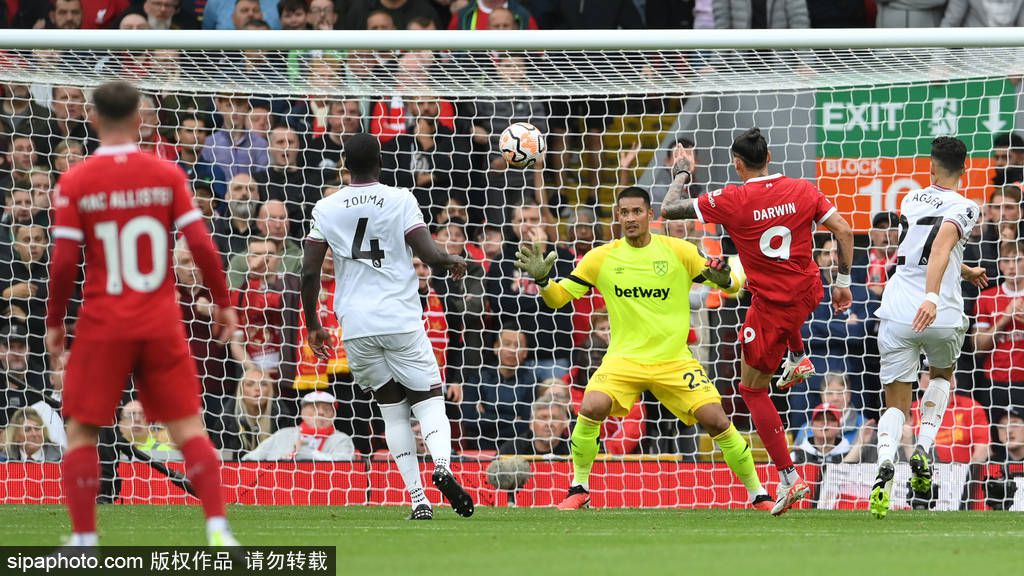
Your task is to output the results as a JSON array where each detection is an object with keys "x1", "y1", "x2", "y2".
[
  {"x1": 307, "y1": 182, "x2": 426, "y2": 340},
  {"x1": 876, "y1": 185, "x2": 980, "y2": 328}
]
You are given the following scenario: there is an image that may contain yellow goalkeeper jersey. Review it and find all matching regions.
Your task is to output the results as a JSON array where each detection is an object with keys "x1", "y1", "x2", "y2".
[{"x1": 552, "y1": 234, "x2": 731, "y2": 365}]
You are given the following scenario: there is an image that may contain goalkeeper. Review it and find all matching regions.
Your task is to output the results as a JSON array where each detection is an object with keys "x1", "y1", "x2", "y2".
[{"x1": 516, "y1": 187, "x2": 771, "y2": 510}]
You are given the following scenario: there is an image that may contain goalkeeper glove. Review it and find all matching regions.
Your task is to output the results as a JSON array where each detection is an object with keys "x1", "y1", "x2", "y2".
[{"x1": 514, "y1": 245, "x2": 557, "y2": 286}]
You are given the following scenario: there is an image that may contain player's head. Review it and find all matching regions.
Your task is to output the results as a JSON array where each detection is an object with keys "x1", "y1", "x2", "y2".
[
  {"x1": 929, "y1": 136, "x2": 967, "y2": 180},
  {"x1": 998, "y1": 240, "x2": 1024, "y2": 283},
  {"x1": 343, "y1": 133, "x2": 382, "y2": 181},
  {"x1": 616, "y1": 186, "x2": 652, "y2": 241},
  {"x1": 90, "y1": 81, "x2": 141, "y2": 133},
  {"x1": 730, "y1": 127, "x2": 770, "y2": 176}
]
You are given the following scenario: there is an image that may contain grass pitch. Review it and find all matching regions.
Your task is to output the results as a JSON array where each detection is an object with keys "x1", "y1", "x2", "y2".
[{"x1": 2, "y1": 506, "x2": 1021, "y2": 575}]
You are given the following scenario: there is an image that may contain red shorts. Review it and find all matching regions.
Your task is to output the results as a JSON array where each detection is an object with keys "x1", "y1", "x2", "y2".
[
  {"x1": 741, "y1": 283, "x2": 823, "y2": 374},
  {"x1": 63, "y1": 335, "x2": 201, "y2": 426}
]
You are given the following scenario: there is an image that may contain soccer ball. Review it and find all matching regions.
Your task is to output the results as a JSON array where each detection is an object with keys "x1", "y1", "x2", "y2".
[{"x1": 499, "y1": 122, "x2": 546, "y2": 168}]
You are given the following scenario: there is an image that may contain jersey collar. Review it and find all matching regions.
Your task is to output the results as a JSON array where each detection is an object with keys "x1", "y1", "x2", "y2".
[
  {"x1": 94, "y1": 143, "x2": 140, "y2": 156},
  {"x1": 1001, "y1": 282, "x2": 1024, "y2": 298},
  {"x1": 746, "y1": 173, "x2": 783, "y2": 184},
  {"x1": 930, "y1": 183, "x2": 954, "y2": 192}
]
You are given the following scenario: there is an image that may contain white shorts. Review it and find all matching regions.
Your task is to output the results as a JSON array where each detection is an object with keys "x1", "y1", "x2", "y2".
[
  {"x1": 344, "y1": 330, "x2": 442, "y2": 392},
  {"x1": 877, "y1": 319, "x2": 968, "y2": 385}
]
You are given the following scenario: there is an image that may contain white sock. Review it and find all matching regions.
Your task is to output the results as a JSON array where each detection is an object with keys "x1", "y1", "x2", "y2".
[
  {"x1": 779, "y1": 466, "x2": 799, "y2": 485},
  {"x1": 205, "y1": 516, "x2": 229, "y2": 535},
  {"x1": 917, "y1": 377, "x2": 951, "y2": 453},
  {"x1": 876, "y1": 407, "x2": 906, "y2": 465},
  {"x1": 70, "y1": 533, "x2": 98, "y2": 546},
  {"x1": 787, "y1": 350, "x2": 806, "y2": 364},
  {"x1": 380, "y1": 400, "x2": 429, "y2": 507},
  {"x1": 411, "y1": 395, "x2": 452, "y2": 471}
]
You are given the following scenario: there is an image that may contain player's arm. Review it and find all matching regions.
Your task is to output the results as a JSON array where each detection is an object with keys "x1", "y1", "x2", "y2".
[
  {"x1": 45, "y1": 180, "x2": 83, "y2": 364},
  {"x1": 514, "y1": 245, "x2": 596, "y2": 309},
  {"x1": 695, "y1": 256, "x2": 743, "y2": 296},
  {"x1": 961, "y1": 263, "x2": 989, "y2": 289},
  {"x1": 911, "y1": 221, "x2": 960, "y2": 332},
  {"x1": 821, "y1": 211, "x2": 855, "y2": 312},
  {"x1": 301, "y1": 213, "x2": 332, "y2": 360},
  {"x1": 659, "y1": 144, "x2": 699, "y2": 220},
  {"x1": 406, "y1": 226, "x2": 467, "y2": 280}
]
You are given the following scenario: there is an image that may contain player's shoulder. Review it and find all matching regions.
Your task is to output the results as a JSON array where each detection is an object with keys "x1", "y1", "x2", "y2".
[{"x1": 653, "y1": 233, "x2": 700, "y2": 254}]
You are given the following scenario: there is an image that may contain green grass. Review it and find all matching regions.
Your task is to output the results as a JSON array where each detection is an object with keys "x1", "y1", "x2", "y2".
[{"x1": 2, "y1": 506, "x2": 1022, "y2": 575}]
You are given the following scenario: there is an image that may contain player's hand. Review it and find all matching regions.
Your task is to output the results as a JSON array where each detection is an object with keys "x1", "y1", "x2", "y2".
[
  {"x1": 618, "y1": 141, "x2": 642, "y2": 170},
  {"x1": 912, "y1": 300, "x2": 937, "y2": 333},
  {"x1": 831, "y1": 286, "x2": 853, "y2": 313},
  {"x1": 514, "y1": 244, "x2": 556, "y2": 284},
  {"x1": 45, "y1": 325, "x2": 66, "y2": 370},
  {"x1": 211, "y1": 306, "x2": 239, "y2": 344},
  {"x1": 446, "y1": 255, "x2": 467, "y2": 281},
  {"x1": 307, "y1": 327, "x2": 332, "y2": 360},
  {"x1": 962, "y1": 266, "x2": 989, "y2": 289},
  {"x1": 669, "y1": 143, "x2": 695, "y2": 177},
  {"x1": 701, "y1": 257, "x2": 731, "y2": 288},
  {"x1": 446, "y1": 383, "x2": 463, "y2": 403}
]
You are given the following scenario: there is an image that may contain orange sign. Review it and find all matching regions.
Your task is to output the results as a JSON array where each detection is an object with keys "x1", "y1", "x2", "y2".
[{"x1": 816, "y1": 157, "x2": 993, "y2": 231}]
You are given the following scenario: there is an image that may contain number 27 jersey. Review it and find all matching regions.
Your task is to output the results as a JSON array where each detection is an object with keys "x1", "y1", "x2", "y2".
[
  {"x1": 307, "y1": 182, "x2": 427, "y2": 340},
  {"x1": 876, "y1": 185, "x2": 980, "y2": 328}
]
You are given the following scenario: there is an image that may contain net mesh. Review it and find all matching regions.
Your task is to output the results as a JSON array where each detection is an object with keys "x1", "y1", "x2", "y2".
[{"x1": 1, "y1": 44, "x2": 1022, "y2": 511}]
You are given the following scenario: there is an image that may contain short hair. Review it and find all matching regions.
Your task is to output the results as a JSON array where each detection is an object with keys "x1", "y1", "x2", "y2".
[
  {"x1": 823, "y1": 372, "x2": 848, "y2": 390},
  {"x1": 994, "y1": 132, "x2": 1024, "y2": 150},
  {"x1": 407, "y1": 16, "x2": 435, "y2": 29},
  {"x1": 244, "y1": 18, "x2": 270, "y2": 29},
  {"x1": 367, "y1": 9, "x2": 394, "y2": 25},
  {"x1": 1000, "y1": 240, "x2": 1024, "y2": 259},
  {"x1": 277, "y1": 0, "x2": 306, "y2": 13},
  {"x1": 343, "y1": 133, "x2": 381, "y2": 177},
  {"x1": 670, "y1": 135, "x2": 695, "y2": 150},
  {"x1": 931, "y1": 136, "x2": 967, "y2": 175},
  {"x1": 991, "y1": 185, "x2": 1023, "y2": 204},
  {"x1": 92, "y1": 81, "x2": 140, "y2": 122},
  {"x1": 730, "y1": 127, "x2": 768, "y2": 170},
  {"x1": 616, "y1": 186, "x2": 651, "y2": 207}
]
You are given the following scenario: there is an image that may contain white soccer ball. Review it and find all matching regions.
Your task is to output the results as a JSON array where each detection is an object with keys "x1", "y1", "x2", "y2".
[{"x1": 499, "y1": 122, "x2": 546, "y2": 168}]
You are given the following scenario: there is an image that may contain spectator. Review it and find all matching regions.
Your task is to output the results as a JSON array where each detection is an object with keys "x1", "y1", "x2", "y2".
[
  {"x1": 876, "y1": 0, "x2": 948, "y2": 27},
  {"x1": 138, "y1": 94, "x2": 175, "y2": 160},
  {"x1": 0, "y1": 323, "x2": 45, "y2": 429},
  {"x1": 965, "y1": 186, "x2": 1021, "y2": 285},
  {"x1": 478, "y1": 224, "x2": 503, "y2": 267},
  {"x1": 794, "y1": 372, "x2": 865, "y2": 445},
  {"x1": 406, "y1": 14, "x2": 436, "y2": 29},
  {"x1": 942, "y1": 0, "x2": 1024, "y2": 26},
  {"x1": 51, "y1": 139, "x2": 85, "y2": 176},
  {"x1": 117, "y1": 399, "x2": 181, "y2": 459},
  {"x1": 119, "y1": 12, "x2": 150, "y2": 27},
  {"x1": 497, "y1": 394, "x2": 572, "y2": 456},
  {"x1": 485, "y1": 203, "x2": 575, "y2": 380},
  {"x1": 174, "y1": 112, "x2": 212, "y2": 182},
  {"x1": 243, "y1": 391, "x2": 356, "y2": 460},
  {"x1": 992, "y1": 407, "x2": 1024, "y2": 462},
  {"x1": 293, "y1": 249, "x2": 349, "y2": 390},
  {"x1": 345, "y1": 0, "x2": 439, "y2": 29},
  {"x1": 213, "y1": 173, "x2": 259, "y2": 258},
  {"x1": 974, "y1": 240, "x2": 1024, "y2": 411},
  {"x1": 462, "y1": 326, "x2": 538, "y2": 451},
  {"x1": 202, "y1": 0, "x2": 280, "y2": 29},
  {"x1": 26, "y1": 168, "x2": 53, "y2": 227},
  {"x1": 645, "y1": 0, "x2": 698, "y2": 29},
  {"x1": 200, "y1": 95, "x2": 270, "y2": 195},
  {"x1": 277, "y1": 0, "x2": 308, "y2": 29},
  {"x1": 432, "y1": 218, "x2": 487, "y2": 383},
  {"x1": 229, "y1": 236, "x2": 301, "y2": 378},
  {"x1": 6, "y1": 136, "x2": 38, "y2": 181},
  {"x1": 255, "y1": 125, "x2": 323, "y2": 240},
  {"x1": 863, "y1": 211, "x2": 900, "y2": 298},
  {"x1": 370, "y1": 51, "x2": 457, "y2": 145},
  {"x1": 192, "y1": 181, "x2": 218, "y2": 226},
  {"x1": 713, "y1": 0, "x2": 810, "y2": 27},
  {"x1": 449, "y1": 1, "x2": 537, "y2": 29},
  {"x1": 48, "y1": 0, "x2": 84, "y2": 29},
  {"x1": 992, "y1": 131, "x2": 1024, "y2": 186},
  {"x1": 413, "y1": 256, "x2": 450, "y2": 384},
  {"x1": 644, "y1": 137, "x2": 703, "y2": 216},
  {"x1": 1, "y1": 83, "x2": 52, "y2": 158},
  {"x1": 3, "y1": 407, "x2": 62, "y2": 462},
  {"x1": 365, "y1": 8, "x2": 397, "y2": 28},
  {"x1": 553, "y1": 0, "x2": 642, "y2": 28},
  {"x1": 33, "y1": 350, "x2": 67, "y2": 450},
  {"x1": 308, "y1": 98, "x2": 362, "y2": 170},
  {"x1": 307, "y1": 0, "x2": 338, "y2": 29},
  {"x1": 138, "y1": 0, "x2": 183, "y2": 29},
  {"x1": 791, "y1": 403, "x2": 851, "y2": 464},
  {"x1": 47, "y1": 85, "x2": 92, "y2": 158},
  {"x1": 0, "y1": 224, "x2": 50, "y2": 355},
  {"x1": 806, "y1": 0, "x2": 869, "y2": 26},
  {"x1": 227, "y1": 199, "x2": 302, "y2": 286},
  {"x1": 215, "y1": 366, "x2": 282, "y2": 459},
  {"x1": 1, "y1": 189, "x2": 39, "y2": 246},
  {"x1": 911, "y1": 371, "x2": 990, "y2": 464}
]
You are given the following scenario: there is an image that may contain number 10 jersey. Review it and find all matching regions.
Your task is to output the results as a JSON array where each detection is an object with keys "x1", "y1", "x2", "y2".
[
  {"x1": 307, "y1": 182, "x2": 427, "y2": 340},
  {"x1": 876, "y1": 185, "x2": 980, "y2": 328}
]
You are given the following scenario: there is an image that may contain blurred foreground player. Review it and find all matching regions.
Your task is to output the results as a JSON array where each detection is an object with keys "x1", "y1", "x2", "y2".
[{"x1": 46, "y1": 81, "x2": 240, "y2": 546}]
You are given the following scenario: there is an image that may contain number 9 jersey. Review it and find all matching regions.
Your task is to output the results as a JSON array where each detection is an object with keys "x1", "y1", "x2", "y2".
[{"x1": 876, "y1": 184, "x2": 980, "y2": 328}]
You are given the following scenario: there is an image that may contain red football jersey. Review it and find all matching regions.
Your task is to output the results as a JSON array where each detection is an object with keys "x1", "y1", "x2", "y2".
[
  {"x1": 974, "y1": 284, "x2": 1024, "y2": 383},
  {"x1": 695, "y1": 174, "x2": 836, "y2": 302},
  {"x1": 51, "y1": 144, "x2": 203, "y2": 340}
]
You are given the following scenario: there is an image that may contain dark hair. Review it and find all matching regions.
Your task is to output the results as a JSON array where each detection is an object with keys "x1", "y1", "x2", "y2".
[
  {"x1": 366, "y1": 9, "x2": 394, "y2": 25},
  {"x1": 91, "y1": 81, "x2": 140, "y2": 122},
  {"x1": 277, "y1": 0, "x2": 306, "y2": 14},
  {"x1": 991, "y1": 185, "x2": 1023, "y2": 204},
  {"x1": 243, "y1": 18, "x2": 271, "y2": 29},
  {"x1": 407, "y1": 16, "x2": 435, "y2": 29},
  {"x1": 994, "y1": 132, "x2": 1024, "y2": 150},
  {"x1": 671, "y1": 136, "x2": 695, "y2": 149},
  {"x1": 616, "y1": 186, "x2": 651, "y2": 207},
  {"x1": 931, "y1": 136, "x2": 967, "y2": 175},
  {"x1": 1000, "y1": 240, "x2": 1024, "y2": 258},
  {"x1": 343, "y1": 133, "x2": 381, "y2": 178},
  {"x1": 730, "y1": 127, "x2": 768, "y2": 170}
]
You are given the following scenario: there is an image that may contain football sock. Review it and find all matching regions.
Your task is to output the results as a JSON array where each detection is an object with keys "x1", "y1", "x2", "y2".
[
  {"x1": 570, "y1": 414, "x2": 602, "y2": 490},
  {"x1": 380, "y1": 400, "x2": 429, "y2": 506},
  {"x1": 739, "y1": 384, "x2": 795, "y2": 477},
  {"x1": 876, "y1": 406, "x2": 906, "y2": 465},
  {"x1": 62, "y1": 445, "x2": 100, "y2": 536},
  {"x1": 917, "y1": 377, "x2": 951, "y2": 453},
  {"x1": 181, "y1": 435, "x2": 227, "y2": 519},
  {"x1": 411, "y1": 395, "x2": 452, "y2": 470},
  {"x1": 713, "y1": 424, "x2": 764, "y2": 499}
]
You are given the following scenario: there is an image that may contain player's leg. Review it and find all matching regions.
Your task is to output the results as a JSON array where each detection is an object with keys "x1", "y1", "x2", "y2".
[
  {"x1": 385, "y1": 330, "x2": 473, "y2": 518},
  {"x1": 371, "y1": 380, "x2": 434, "y2": 519},
  {"x1": 776, "y1": 285, "x2": 821, "y2": 390},
  {"x1": 911, "y1": 324, "x2": 966, "y2": 496},
  {"x1": 692, "y1": 403, "x2": 771, "y2": 509},
  {"x1": 137, "y1": 336, "x2": 236, "y2": 545},
  {"x1": 62, "y1": 419, "x2": 102, "y2": 547}
]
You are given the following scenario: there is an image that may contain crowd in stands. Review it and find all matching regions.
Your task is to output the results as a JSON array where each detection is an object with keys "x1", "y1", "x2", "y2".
[{"x1": 0, "y1": 2, "x2": 1023, "y2": 506}]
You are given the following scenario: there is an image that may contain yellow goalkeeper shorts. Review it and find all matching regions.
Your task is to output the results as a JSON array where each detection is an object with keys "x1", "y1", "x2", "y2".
[{"x1": 586, "y1": 356, "x2": 721, "y2": 425}]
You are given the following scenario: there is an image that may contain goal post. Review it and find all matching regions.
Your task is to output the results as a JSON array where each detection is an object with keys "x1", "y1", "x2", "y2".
[{"x1": 0, "y1": 29, "x2": 1022, "y2": 511}]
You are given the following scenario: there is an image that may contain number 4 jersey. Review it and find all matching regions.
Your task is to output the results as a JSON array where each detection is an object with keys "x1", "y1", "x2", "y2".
[
  {"x1": 876, "y1": 185, "x2": 980, "y2": 328},
  {"x1": 307, "y1": 182, "x2": 426, "y2": 340},
  {"x1": 695, "y1": 173, "x2": 837, "y2": 302}
]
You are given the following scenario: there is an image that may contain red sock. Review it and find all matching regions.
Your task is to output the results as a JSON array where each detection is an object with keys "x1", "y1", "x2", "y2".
[
  {"x1": 180, "y1": 435, "x2": 226, "y2": 519},
  {"x1": 62, "y1": 445, "x2": 100, "y2": 534},
  {"x1": 740, "y1": 384, "x2": 794, "y2": 471}
]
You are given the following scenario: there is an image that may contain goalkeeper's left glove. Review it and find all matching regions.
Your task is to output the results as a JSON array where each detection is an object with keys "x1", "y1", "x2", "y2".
[{"x1": 514, "y1": 245, "x2": 557, "y2": 286}]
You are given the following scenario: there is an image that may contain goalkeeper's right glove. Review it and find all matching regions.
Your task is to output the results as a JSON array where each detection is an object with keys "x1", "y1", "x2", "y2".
[{"x1": 513, "y1": 245, "x2": 557, "y2": 286}]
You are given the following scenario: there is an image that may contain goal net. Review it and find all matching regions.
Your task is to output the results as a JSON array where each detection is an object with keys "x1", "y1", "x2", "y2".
[{"x1": 1, "y1": 30, "x2": 1023, "y2": 511}]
